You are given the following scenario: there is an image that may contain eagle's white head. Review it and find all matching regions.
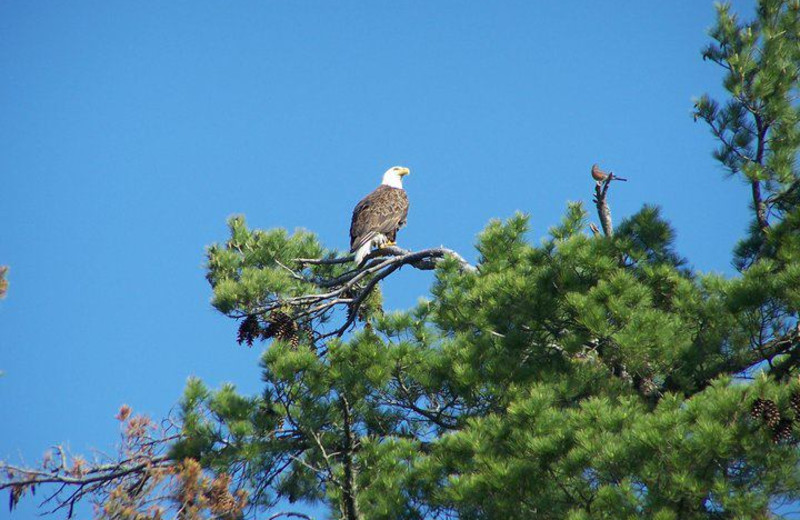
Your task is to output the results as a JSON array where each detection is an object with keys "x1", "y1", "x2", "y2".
[{"x1": 381, "y1": 166, "x2": 411, "y2": 189}]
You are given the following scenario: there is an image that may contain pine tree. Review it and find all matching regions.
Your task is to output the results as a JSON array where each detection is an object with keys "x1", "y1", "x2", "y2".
[
  {"x1": 694, "y1": 0, "x2": 800, "y2": 268},
  {"x1": 177, "y1": 2, "x2": 800, "y2": 517},
  {"x1": 176, "y1": 3, "x2": 800, "y2": 514},
  {"x1": 2, "y1": 1, "x2": 800, "y2": 519}
]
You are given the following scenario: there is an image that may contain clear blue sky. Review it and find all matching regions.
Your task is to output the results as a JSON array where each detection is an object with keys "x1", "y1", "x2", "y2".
[{"x1": 1, "y1": 1, "x2": 761, "y2": 518}]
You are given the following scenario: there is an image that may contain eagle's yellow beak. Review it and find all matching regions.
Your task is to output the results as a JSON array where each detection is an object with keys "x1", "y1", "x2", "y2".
[{"x1": 398, "y1": 167, "x2": 411, "y2": 177}]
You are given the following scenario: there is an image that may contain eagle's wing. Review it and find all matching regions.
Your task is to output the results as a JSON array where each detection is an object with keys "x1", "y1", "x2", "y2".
[{"x1": 350, "y1": 185, "x2": 409, "y2": 252}]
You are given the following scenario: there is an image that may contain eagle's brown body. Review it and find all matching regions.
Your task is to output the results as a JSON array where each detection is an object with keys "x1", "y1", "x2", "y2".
[{"x1": 350, "y1": 184, "x2": 409, "y2": 255}]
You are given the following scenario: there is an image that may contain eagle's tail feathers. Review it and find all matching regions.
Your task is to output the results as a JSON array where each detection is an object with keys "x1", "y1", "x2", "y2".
[
  {"x1": 354, "y1": 241, "x2": 372, "y2": 267},
  {"x1": 353, "y1": 233, "x2": 389, "y2": 267}
]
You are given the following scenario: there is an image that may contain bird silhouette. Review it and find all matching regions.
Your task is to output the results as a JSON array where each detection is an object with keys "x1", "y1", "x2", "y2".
[{"x1": 591, "y1": 164, "x2": 627, "y2": 182}]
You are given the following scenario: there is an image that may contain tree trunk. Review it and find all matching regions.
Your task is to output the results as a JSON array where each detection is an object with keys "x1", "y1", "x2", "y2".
[{"x1": 339, "y1": 395, "x2": 361, "y2": 520}]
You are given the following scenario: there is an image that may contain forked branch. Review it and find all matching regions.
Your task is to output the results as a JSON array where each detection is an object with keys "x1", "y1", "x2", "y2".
[{"x1": 237, "y1": 246, "x2": 475, "y2": 347}]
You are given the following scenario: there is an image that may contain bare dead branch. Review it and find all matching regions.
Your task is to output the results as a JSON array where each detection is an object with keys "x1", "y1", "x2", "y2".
[
  {"x1": 1, "y1": 415, "x2": 177, "y2": 518},
  {"x1": 296, "y1": 245, "x2": 473, "y2": 271},
  {"x1": 593, "y1": 174, "x2": 622, "y2": 237},
  {"x1": 238, "y1": 246, "x2": 475, "y2": 346},
  {"x1": 1, "y1": 455, "x2": 171, "y2": 489}
]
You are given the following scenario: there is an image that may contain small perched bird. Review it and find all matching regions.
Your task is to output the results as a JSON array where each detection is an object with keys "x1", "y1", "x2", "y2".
[
  {"x1": 350, "y1": 166, "x2": 411, "y2": 266},
  {"x1": 591, "y1": 163, "x2": 627, "y2": 182}
]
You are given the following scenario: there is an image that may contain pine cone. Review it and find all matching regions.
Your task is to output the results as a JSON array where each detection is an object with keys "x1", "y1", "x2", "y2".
[
  {"x1": 751, "y1": 398, "x2": 767, "y2": 420},
  {"x1": 261, "y1": 322, "x2": 276, "y2": 340},
  {"x1": 762, "y1": 399, "x2": 781, "y2": 428},
  {"x1": 236, "y1": 315, "x2": 261, "y2": 347},
  {"x1": 271, "y1": 311, "x2": 297, "y2": 344},
  {"x1": 790, "y1": 391, "x2": 800, "y2": 417},
  {"x1": 772, "y1": 419, "x2": 795, "y2": 444},
  {"x1": 271, "y1": 311, "x2": 289, "y2": 338}
]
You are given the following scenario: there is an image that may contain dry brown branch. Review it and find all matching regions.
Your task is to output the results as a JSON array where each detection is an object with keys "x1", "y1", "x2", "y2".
[
  {"x1": 1, "y1": 411, "x2": 179, "y2": 518},
  {"x1": 1, "y1": 407, "x2": 267, "y2": 519},
  {"x1": 1, "y1": 455, "x2": 172, "y2": 490}
]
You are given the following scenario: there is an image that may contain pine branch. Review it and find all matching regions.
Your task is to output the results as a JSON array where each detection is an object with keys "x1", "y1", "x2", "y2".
[
  {"x1": 242, "y1": 246, "x2": 475, "y2": 343},
  {"x1": 663, "y1": 326, "x2": 800, "y2": 396},
  {"x1": 296, "y1": 245, "x2": 474, "y2": 272}
]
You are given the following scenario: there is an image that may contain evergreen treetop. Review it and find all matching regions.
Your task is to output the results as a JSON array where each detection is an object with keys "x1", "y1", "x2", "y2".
[{"x1": 2, "y1": 1, "x2": 800, "y2": 518}]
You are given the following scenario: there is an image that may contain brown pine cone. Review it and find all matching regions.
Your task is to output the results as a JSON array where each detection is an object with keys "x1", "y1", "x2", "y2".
[
  {"x1": 271, "y1": 310, "x2": 298, "y2": 344},
  {"x1": 236, "y1": 315, "x2": 261, "y2": 347},
  {"x1": 790, "y1": 391, "x2": 800, "y2": 417},
  {"x1": 772, "y1": 419, "x2": 795, "y2": 444},
  {"x1": 762, "y1": 399, "x2": 781, "y2": 428},
  {"x1": 751, "y1": 398, "x2": 767, "y2": 420}
]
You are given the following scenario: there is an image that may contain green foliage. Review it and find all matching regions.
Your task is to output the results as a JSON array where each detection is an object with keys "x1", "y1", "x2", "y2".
[
  {"x1": 206, "y1": 215, "x2": 335, "y2": 315},
  {"x1": 193, "y1": 195, "x2": 800, "y2": 518},
  {"x1": 694, "y1": 0, "x2": 800, "y2": 264},
  {"x1": 5, "y1": 2, "x2": 800, "y2": 519},
  {"x1": 615, "y1": 205, "x2": 686, "y2": 268},
  {"x1": 179, "y1": 2, "x2": 800, "y2": 518}
]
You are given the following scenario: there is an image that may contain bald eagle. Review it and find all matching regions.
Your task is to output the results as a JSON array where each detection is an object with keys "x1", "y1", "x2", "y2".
[{"x1": 350, "y1": 166, "x2": 410, "y2": 266}]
